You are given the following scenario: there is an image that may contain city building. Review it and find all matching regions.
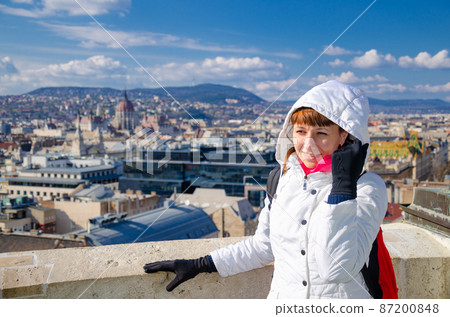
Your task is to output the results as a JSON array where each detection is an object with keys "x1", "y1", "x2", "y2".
[
  {"x1": 112, "y1": 91, "x2": 137, "y2": 133},
  {"x1": 383, "y1": 203, "x2": 403, "y2": 224},
  {"x1": 0, "y1": 121, "x2": 12, "y2": 134},
  {"x1": 0, "y1": 230, "x2": 87, "y2": 253},
  {"x1": 0, "y1": 195, "x2": 37, "y2": 232},
  {"x1": 170, "y1": 188, "x2": 258, "y2": 237},
  {"x1": 121, "y1": 141, "x2": 277, "y2": 205},
  {"x1": 387, "y1": 179, "x2": 448, "y2": 205},
  {"x1": 74, "y1": 204, "x2": 218, "y2": 246},
  {"x1": 78, "y1": 113, "x2": 106, "y2": 132},
  {"x1": 40, "y1": 186, "x2": 162, "y2": 234},
  {"x1": 368, "y1": 132, "x2": 433, "y2": 180},
  {"x1": 71, "y1": 115, "x2": 87, "y2": 157},
  {"x1": 7, "y1": 154, "x2": 123, "y2": 201},
  {"x1": 0, "y1": 177, "x2": 8, "y2": 199}
]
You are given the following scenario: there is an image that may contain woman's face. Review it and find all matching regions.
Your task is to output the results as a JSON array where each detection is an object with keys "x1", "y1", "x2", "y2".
[{"x1": 293, "y1": 123, "x2": 348, "y2": 168}]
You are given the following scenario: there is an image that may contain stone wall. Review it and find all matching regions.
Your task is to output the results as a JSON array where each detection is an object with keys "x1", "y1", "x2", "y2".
[{"x1": 0, "y1": 223, "x2": 448, "y2": 299}]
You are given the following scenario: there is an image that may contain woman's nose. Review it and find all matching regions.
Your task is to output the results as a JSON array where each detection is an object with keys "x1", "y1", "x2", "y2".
[{"x1": 302, "y1": 137, "x2": 315, "y2": 148}]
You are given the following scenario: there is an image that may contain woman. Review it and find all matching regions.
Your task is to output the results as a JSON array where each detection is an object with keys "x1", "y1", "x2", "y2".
[{"x1": 144, "y1": 80, "x2": 389, "y2": 299}]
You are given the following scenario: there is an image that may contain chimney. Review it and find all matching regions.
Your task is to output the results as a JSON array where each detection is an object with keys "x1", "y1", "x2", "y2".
[
  {"x1": 135, "y1": 194, "x2": 139, "y2": 214},
  {"x1": 163, "y1": 200, "x2": 170, "y2": 208}
]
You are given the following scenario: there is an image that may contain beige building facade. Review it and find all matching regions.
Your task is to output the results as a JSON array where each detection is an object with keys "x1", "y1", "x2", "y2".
[{"x1": 171, "y1": 188, "x2": 258, "y2": 237}]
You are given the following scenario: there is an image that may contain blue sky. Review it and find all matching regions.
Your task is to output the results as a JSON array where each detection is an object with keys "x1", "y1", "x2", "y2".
[{"x1": 0, "y1": 0, "x2": 449, "y2": 101}]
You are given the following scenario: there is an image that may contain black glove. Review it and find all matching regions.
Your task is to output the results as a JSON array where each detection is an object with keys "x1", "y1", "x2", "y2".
[
  {"x1": 143, "y1": 256, "x2": 217, "y2": 292},
  {"x1": 330, "y1": 140, "x2": 369, "y2": 198}
]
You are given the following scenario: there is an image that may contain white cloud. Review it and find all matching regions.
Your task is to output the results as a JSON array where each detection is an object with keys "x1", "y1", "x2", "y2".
[
  {"x1": 328, "y1": 59, "x2": 345, "y2": 67},
  {"x1": 375, "y1": 83, "x2": 407, "y2": 93},
  {"x1": 323, "y1": 45, "x2": 358, "y2": 56},
  {"x1": 350, "y1": 49, "x2": 396, "y2": 69},
  {"x1": 357, "y1": 83, "x2": 407, "y2": 95},
  {"x1": 309, "y1": 71, "x2": 388, "y2": 85},
  {"x1": 398, "y1": 50, "x2": 450, "y2": 69},
  {"x1": 335, "y1": 48, "x2": 450, "y2": 70},
  {"x1": 40, "y1": 22, "x2": 302, "y2": 58},
  {"x1": 413, "y1": 82, "x2": 450, "y2": 93},
  {"x1": 12, "y1": 0, "x2": 34, "y2": 4},
  {"x1": 247, "y1": 78, "x2": 306, "y2": 101},
  {"x1": 0, "y1": 57, "x2": 19, "y2": 75},
  {"x1": 0, "y1": 0, "x2": 130, "y2": 17},
  {"x1": 0, "y1": 55, "x2": 129, "y2": 94},
  {"x1": 41, "y1": 55, "x2": 125, "y2": 77},
  {"x1": 148, "y1": 56, "x2": 287, "y2": 83},
  {"x1": 254, "y1": 79, "x2": 295, "y2": 92}
]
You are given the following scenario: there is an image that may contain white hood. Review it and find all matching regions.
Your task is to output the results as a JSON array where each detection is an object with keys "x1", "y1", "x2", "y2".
[{"x1": 275, "y1": 80, "x2": 370, "y2": 165}]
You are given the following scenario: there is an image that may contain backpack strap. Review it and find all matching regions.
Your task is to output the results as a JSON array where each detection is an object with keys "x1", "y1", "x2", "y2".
[
  {"x1": 361, "y1": 228, "x2": 398, "y2": 299},
  {"x1": 266, "y1": 165, "x2": 281, "y2": 210}
]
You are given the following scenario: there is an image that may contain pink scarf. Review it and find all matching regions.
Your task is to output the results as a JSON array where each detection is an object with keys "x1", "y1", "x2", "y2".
[{"x1": 299, "y1": 154, "x2": 332, "y2": 175}]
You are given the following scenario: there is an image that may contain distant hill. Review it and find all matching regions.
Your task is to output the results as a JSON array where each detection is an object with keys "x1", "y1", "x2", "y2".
[
  {"x1": 368, "y1": 98, "x2": 450, "y2": 113},
  {"x1": 28, "y1": 86, "x2": 119, "y2": 98},
  {"x1": 25, "y1": 85, "x2": 450, "y2": 113},
  {"x1": 279, "y1": 98, "x2": 450, "y2": 113},
  {"x1": 27, "y1": 84, "x2": 265, "y2": 106},
  {"x1": 133, "y1": 84, "x2": 265, "y2": 105}
]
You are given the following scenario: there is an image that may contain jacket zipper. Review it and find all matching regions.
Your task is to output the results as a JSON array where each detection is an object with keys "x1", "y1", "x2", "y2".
[{"x1": 303, "y1": 175, "x2": 308, "y2": 190}]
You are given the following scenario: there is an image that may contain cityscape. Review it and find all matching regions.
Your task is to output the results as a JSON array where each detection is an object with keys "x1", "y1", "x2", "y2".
[{"x1": 0, "y1": 84, "x2": 449, "y2": 251}]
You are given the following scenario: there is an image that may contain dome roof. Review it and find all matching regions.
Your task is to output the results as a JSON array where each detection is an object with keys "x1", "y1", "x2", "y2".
[{"x1": 116, "y1": 91, "x2": 134, "y2": 113}]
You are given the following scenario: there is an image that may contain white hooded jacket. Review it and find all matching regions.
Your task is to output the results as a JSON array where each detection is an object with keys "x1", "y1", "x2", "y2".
[{"x1": 210, "y1": 80, "x2": 387, "y2": 299}]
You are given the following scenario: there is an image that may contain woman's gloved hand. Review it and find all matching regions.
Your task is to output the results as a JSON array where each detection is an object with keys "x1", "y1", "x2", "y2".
[
  {"x1": 330, "y1": 140, "x2": 369, "y2": 199},
  {"x1": 143, "y1": 256, "x2": 217, "y2": 292}
]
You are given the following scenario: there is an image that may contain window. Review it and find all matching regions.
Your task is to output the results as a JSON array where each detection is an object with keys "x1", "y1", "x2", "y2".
[
  {"x1": 10, "y1": 190, "x2": 14, "y2": 194},
  {"x1": 43, "y1": 192, "x2": 47, "y2": 196},
  {"x1": 24, "y1": 191, "x2": 27, "y2": 195},
  {"x1": 17, "y1": 190, "x2": 20, "y2": 195}
]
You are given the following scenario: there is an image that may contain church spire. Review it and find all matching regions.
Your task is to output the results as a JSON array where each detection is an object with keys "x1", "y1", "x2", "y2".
[{"x1": 72, "y1": 113, "x2": 86, "y2": 157}]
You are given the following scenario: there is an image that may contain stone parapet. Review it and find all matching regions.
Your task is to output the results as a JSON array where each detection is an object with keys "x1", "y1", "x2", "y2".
[{"x1": 0, "y1": 223, "x2": 448, "y2": 299}]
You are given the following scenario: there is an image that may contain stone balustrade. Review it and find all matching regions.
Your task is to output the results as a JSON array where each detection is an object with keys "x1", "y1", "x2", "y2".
[{"x1": 0, "y1": 223, "x2": 448, "y2": 299}]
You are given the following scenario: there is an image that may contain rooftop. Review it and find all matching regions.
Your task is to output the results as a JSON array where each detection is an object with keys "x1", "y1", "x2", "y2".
[
  {"x1": 75, "y1": 204, "x2": 219, "y2": 246},
  {"x1": 21, "y1": 164, "x2": 117, "y2": 174}
]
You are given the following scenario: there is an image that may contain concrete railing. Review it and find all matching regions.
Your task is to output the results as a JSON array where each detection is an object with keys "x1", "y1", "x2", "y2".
[{"x1": 0, "y1": 223, "x2": 448, "y2": 299}]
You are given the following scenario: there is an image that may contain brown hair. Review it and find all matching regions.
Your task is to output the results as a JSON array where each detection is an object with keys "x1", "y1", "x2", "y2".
[{"x1": 282, "y1": 107, "x2": 349, "y2": 173}]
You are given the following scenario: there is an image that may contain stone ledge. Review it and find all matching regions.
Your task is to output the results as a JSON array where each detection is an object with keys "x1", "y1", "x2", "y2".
[{"x1": 0, "y1": 223, "x2": 448, "y2": 299}]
